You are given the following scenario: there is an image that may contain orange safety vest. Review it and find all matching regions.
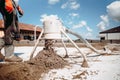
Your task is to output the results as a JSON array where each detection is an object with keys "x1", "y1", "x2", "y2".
[
  {"x1": 5, "y1": 0, "x2": 23, "y2": 15},
  {"x1": 5, "y1": 0, "x2": 14, "y2": 13}
]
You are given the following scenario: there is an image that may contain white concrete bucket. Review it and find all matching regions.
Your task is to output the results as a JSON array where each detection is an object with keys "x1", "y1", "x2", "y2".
[{"x1": 43, "y1": 19, "x2": 62, "y2": 39}]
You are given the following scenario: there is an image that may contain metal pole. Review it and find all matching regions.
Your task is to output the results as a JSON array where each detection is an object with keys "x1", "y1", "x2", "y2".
[
  {"x1": 65, "y1": 28, "x2": 110, "y2": 54},
  {"x1": 61, "y1": 38, "x2": 69, "y2": 58},
  {"x1": 61, "y1": 30, "x2": 86, "y2": 59},
  {"x1": 34, "y1": 25, "x2": 39, "y2": 42},
  {"x1": 30, "y1": 29, "x2": 44, "y2": 60},
  {"x1": 61, "y1": 29, "x2": 89, "y2": 67}
]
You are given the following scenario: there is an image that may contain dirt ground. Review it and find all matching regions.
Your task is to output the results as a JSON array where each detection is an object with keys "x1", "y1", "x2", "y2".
[
  {"x1": 0, "y1": 43, "x2": 119, "y2": 80},
  {"x1": 0, "y1": 49, "x2": 68, "y2": 80}
]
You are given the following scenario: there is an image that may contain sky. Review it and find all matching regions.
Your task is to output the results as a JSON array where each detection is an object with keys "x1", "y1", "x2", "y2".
[{"x1": 0, "y1": 0, "x2": 120, "y2": 40}]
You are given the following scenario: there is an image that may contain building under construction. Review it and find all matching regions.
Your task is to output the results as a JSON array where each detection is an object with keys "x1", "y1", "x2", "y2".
[{"x1": 0, "y1": 20, "x2": 42, "y2": 41}]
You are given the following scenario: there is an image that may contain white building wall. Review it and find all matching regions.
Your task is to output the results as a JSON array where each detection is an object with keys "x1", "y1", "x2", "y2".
[
  {"x1": 100, "y1": 33, "x2": 120, "y2": 40},
  {"x1": 108, "y1": 33, "x2": 120, "y2": 40}
]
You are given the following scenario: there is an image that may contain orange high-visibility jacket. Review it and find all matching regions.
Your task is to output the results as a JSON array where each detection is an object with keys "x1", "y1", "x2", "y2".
[
  {"x1": 5, "y1": 0, "x2": 23, "y2": 14},
  {"x1": 5, "y1": 0, "x2": 14, "y2": 13}
]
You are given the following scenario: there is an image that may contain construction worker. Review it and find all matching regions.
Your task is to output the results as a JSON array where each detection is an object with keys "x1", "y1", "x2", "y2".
[{"x1": 0, "y1": 0, "x2": 23, "y2": 62}]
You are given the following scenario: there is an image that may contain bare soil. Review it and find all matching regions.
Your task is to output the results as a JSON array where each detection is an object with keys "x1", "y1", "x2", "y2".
[
  {"x1": 0, "y1": 43, "x2": 118, "y2": 80},
  {"x1": 0, "y1": 49, "x2": 68, "y2": 80}
]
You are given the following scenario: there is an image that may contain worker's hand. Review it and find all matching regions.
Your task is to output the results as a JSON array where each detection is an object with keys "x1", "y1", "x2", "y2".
[
  {"x1": 17, "y1": 6, "x2": 24, "y2": 17},
  {"x1": 18, "y1": 10, "x2": 24, "y2": 16},
  {"x1": 5, "y1": 0, "x2": 14, "y2": 13}
]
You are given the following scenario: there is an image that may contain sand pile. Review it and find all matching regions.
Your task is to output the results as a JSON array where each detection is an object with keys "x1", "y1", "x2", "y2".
[{"x1": 0, "y1": 49, "x2": 68, "y2": 80}]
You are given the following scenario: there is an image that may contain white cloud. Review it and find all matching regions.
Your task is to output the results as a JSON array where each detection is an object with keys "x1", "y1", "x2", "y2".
[
  {"x1": 97, "y1": 15, "x2": 109, "y2": 31},
  {"x1": 72, "y1": 21, "x2": 86, "y2": 29},
  {"x1": 86, "y1": 26, "x2": 93, "y2": 32},
  {"x1": 100, "y1": 15, "x2": 109, "y2": 25},
  {"x1": 97, "y1": 21, "x2": 106, "y2": 31},
  {"x1": 61, "y1": 0, "x2": 80, "y2": 10},
  {"x1": 40, "y1": 14, "x2": 47, "y2": 22},
  {"x1": 107, "y1": 1, "x2": 120, "y2": 21},
  {"x1": 48, "y1": 0, "x2": 60, "y2": 5},
  {"x1": 72, "y1": 20, "x2": 92, "y2": 32},
  {"x1": 81, "y1": 21, "x2": 87, "y2": 26},
  {"x1": 70, "y1": 1, "x2": 80, "y2": 10},
  {"x1": 40, "y1": 14, "x2": 59, "y2": 22},
  {"x1": 97, "y1": 1, "x2": 120, "y2": 31},
  {"x1": 69, "y1": 13, "x2": 79, "y2": 17}
]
